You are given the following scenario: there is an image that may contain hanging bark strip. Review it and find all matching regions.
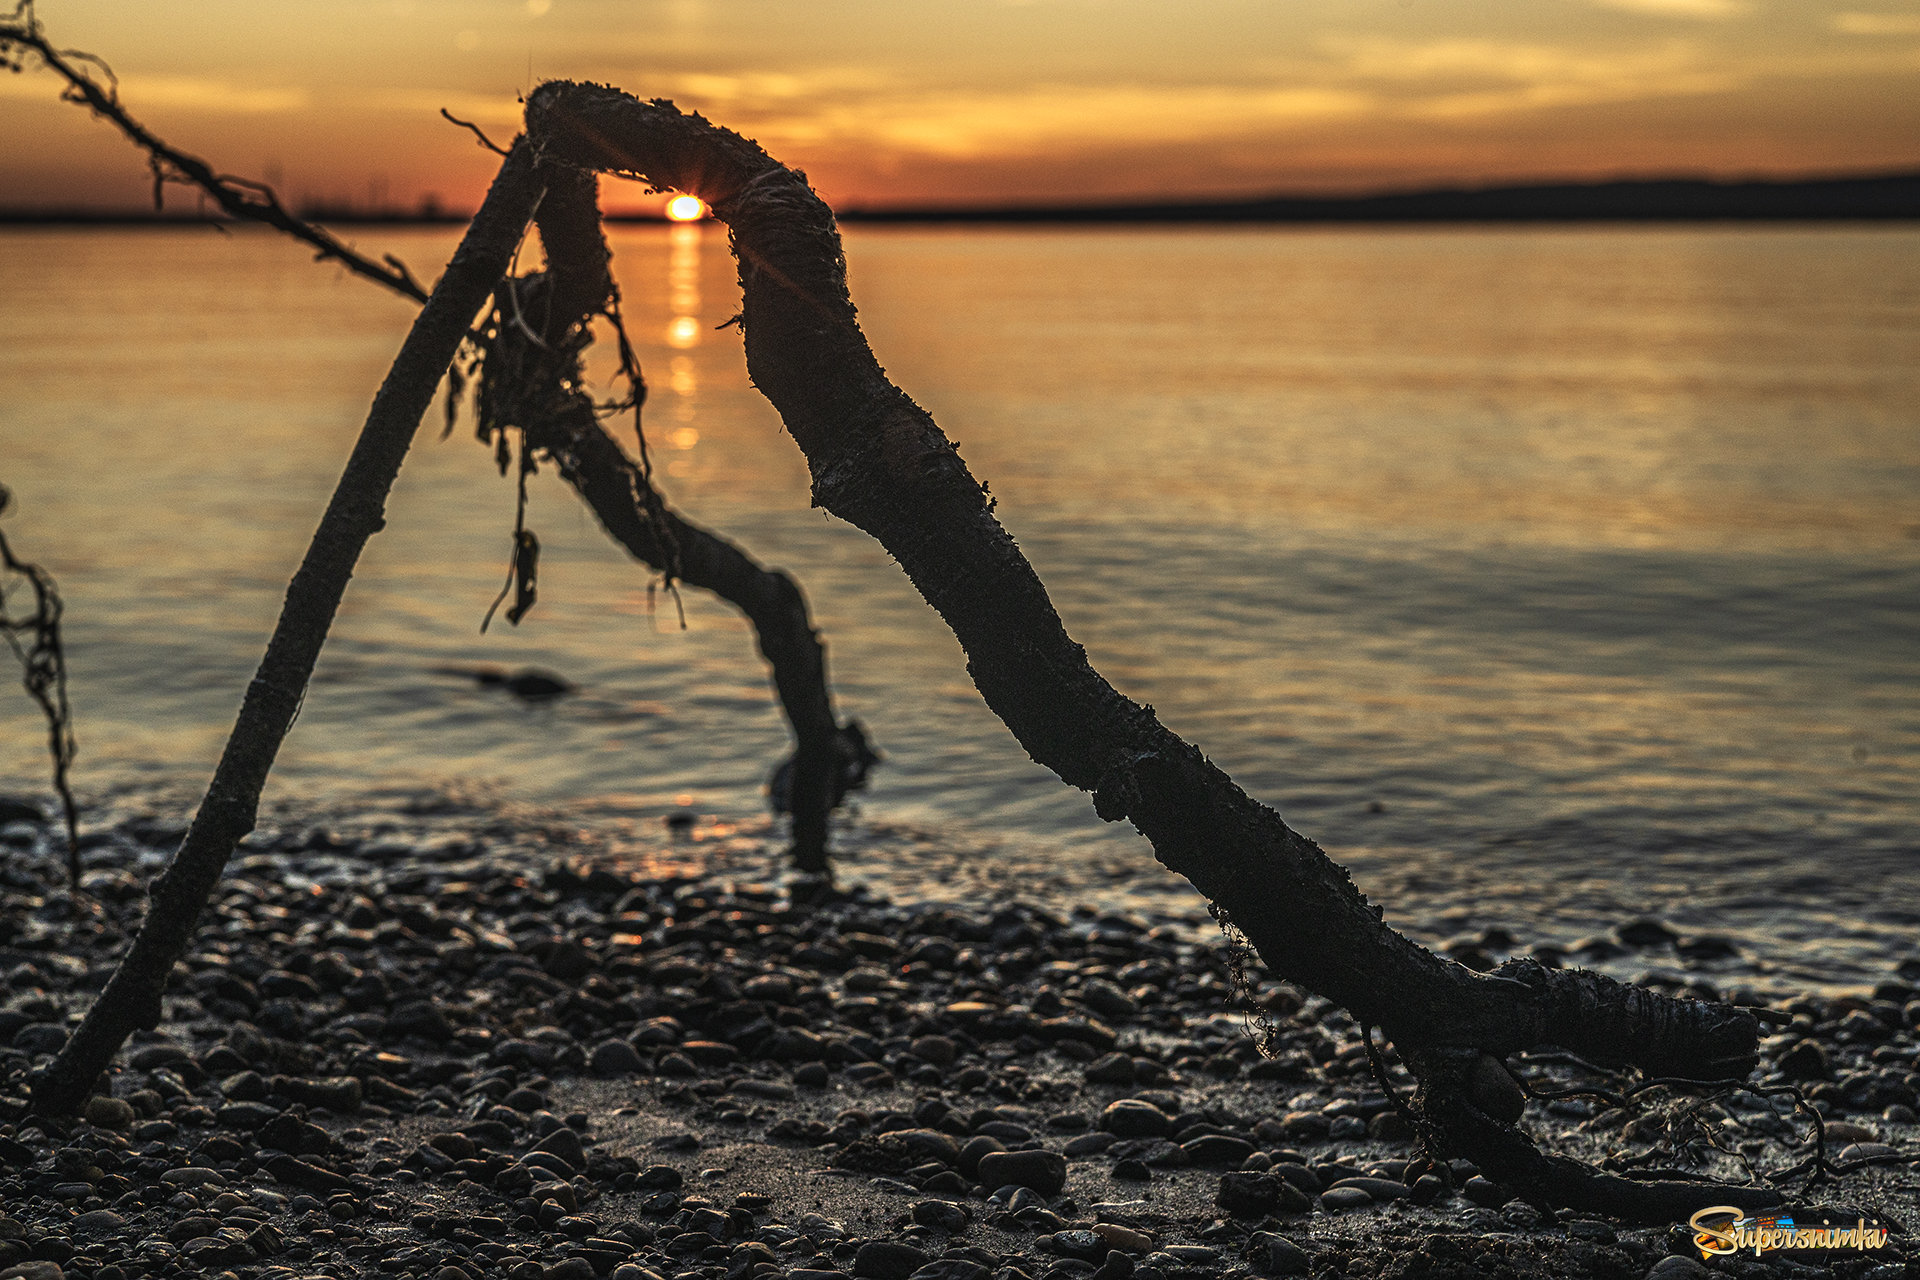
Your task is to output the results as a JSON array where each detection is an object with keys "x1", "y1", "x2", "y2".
[
  {"x1": 27, "y1": 142, "x2": 547, "y2": 1118},
  {"x1": 4, "y1": 5, "x2": 866, "y2": 869},
  {"x1": 521, "y1": 81, "x2": 1783, "y2": 1220}
]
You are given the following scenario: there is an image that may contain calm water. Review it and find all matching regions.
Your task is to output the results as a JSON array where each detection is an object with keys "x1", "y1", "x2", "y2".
[{"x1": 2, "y1": 223, "x2": 1917, "y2": 992}]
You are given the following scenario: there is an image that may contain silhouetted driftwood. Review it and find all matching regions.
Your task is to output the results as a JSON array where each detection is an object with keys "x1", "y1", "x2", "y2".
[
  {"x1": 479, "y1": 165, "x2": 863, "y2": 870},
  {"x1": 517, "y1": 81, "x2": 1783, "y2": 1220},
  {"x1": 3, "y1": 3, "x2": 867, "y2": 869},
  {"x1": 28, "y1": 141, "x2": 547, "y2": 1117}
]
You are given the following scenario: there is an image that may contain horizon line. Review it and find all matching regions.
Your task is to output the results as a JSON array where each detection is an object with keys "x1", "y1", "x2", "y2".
[{"x1": 3, "y1": 167, "x2": 1917, "y2": 227}]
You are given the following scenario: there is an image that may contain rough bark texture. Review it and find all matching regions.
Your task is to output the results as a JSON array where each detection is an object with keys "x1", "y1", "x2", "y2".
[
  {"x1": 523, "y1": 81, "x2": 1781, "y2": 1220},
  {"x1": 28, "y1": 140, "x2": 547, "y2": 1117}
]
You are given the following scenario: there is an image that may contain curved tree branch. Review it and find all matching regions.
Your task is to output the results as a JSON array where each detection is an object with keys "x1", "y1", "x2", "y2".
[{"x1": 522, "y1": 81, "x2": 1782, "y2": 1220}]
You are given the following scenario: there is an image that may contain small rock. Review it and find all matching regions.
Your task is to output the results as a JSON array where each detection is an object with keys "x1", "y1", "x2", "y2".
[
  {"x1": 1461, "y1": 1176, "x2": 1511, "y2": 1208},
  {"x1": 911, "y1": 1200, "x2": 970, "y2": 1233},
  {"x1": 533, "y1": 1125, "x2": 587, "y2": 1170},
  {"x1": 1261, "y1": 1234, "x2": 1310, "y2": 1276},
  {"x1": 589, "y1": 1039, "x2": 645, "y2": 1075},
  {"x1": 82, "y1": 1096, "x2": 135, "y2": 1130},
  {"x1": 909, "y1": 1036, "x2": 957, "y2": 1067},
  {"x1": 1778, "y1": 1039, "x2": 1832, "y2": 1082},
  {"x1": 1215, "y1": 1171, "x2": 1282, "y2": 1218},
  {"x1": 1101, "y1": 1100, "x2": 1173, "y2": 1139},
  {"x1": 1824, "y1": 1120, "x2": 1877, "y2": 1143},
  {"x1": 1616, "y1": 919, "x2": 1677, "y2": 948},
  {"x1": 70, "y1": 1209, "x2": 125, "y2": 1233},
  {"x1": 275, "y1": 1074, "x2": 362, "y2": 1112},
  {"x1": 854, "y1": 1241, "x2": 931, "y2": 1280},
  {"x1": 977, "y1": 1149, "x2": 1067, "y2": 1196},
  {"x1": 1838, "y1": 1141, "x2": 1898, "y2": 1162},
  {"x1": 908, "y1": 1264, "x2": 988, "y2": 1280},
  {"x1": 636, "y1": 1165, "x2": 683, "y2": 1190},
  {"x1": 1046, "y1": 1231, "x2": 1108, "y2": 1262},
  {"x1": 1645, "y1": 1258, "x2": 1708, "y2": 1280},
  {"x1": 1092, "y1": 1223, "x2": 1153, "y2": 1253},
  {"x1": 1319, "y1": 1186, "x2": 1372, "y2": 1211},
  {"x1": 1064, "y1": 1132, "x2": 1117, "y2": 1157},
  {"x1": 1327, "y1": 1176, "x2": 1407, "y2": 1201},
  {"x1": 1182, "y1": 1134, "x2": 1253, "y2": 1165},
  {"x1": 1084, "y1": 1053, "x2": 1135, "y2": 1086}
]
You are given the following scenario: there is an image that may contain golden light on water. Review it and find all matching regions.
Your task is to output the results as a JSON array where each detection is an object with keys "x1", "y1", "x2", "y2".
[{"x1": 664, "y1": 195, "x2": 706, "y2": 222}]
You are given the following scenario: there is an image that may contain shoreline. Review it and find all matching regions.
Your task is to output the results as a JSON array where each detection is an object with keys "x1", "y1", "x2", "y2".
[{"x1": 0, "y1": 799, "x2": 1915, "y2": 1280}]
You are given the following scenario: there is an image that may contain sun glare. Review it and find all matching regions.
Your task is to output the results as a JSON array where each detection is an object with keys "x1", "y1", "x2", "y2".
[{"x1": 665, "y1": 195, "x2": 706, "y2": 222}]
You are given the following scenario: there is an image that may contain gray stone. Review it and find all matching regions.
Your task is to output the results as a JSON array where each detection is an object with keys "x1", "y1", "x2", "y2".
[
  {"x1": 1260, "y1": 1234, "x2": 1310, "y2": 1276},
  {"x1": 1645, "y1": 1258, "x2": 1709, "y2": 1280},
  {"x1": 854, "y1": 1241, "x2": 932, "y2": 1280},
  {"x1": 1101, "y1": 1100, "x2": 1173, "y2": 1139},
  {"x1": 589, "y1": 1038, "x2": 645, "y2": 1075},
  {"x1": 978, "y1": 1149, "x2": 1068, "y2": 1196},
  {"x1": 1327, "y1": 1176, "x2": 1408, "y2": 1201},
  {"x1": 82, "y1": 1096, "x2": 135, "y2": 1130},
  {"x1": 908, "y1": 1263, "x2": 989, "y2": 1280},
  {"x1": 911, "y1": 1199, "x2": 971, "y2": 1233},
  {"x1": 1319, "y1": 1186, "x2": 1372, "y2": 1210},
  {"x1": 533, "y1": 1125, "x2": 588, "y2": 1171}
]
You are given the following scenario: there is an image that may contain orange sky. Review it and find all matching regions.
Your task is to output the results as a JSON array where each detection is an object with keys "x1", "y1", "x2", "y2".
[{"x1": 3, "y1": 0, "x2": 1919, "y2": 213}]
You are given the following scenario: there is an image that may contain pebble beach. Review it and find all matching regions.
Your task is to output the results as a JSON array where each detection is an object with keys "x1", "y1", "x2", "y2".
[{"x1": 0, "y1": 794, "x2": 1916, "y2": 1280}]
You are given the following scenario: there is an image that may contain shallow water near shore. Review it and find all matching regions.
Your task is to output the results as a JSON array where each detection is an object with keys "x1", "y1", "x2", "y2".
[{"x1": 1, "y1": 222, "x2": 1916, "y2": 994}]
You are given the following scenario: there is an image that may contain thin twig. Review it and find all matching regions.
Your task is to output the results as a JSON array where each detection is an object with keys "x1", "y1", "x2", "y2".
[
  {"x1": 442, "y1": 108, "x2": 511, "y2": 157},
  {"x1": 0, "y1": 2, "x2": 430, "y2": 306}
]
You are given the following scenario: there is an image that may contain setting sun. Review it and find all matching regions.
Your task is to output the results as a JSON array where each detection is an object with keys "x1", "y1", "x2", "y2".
[{"x1": 664, "y1": 194, "x2": 706, "y2": 222}]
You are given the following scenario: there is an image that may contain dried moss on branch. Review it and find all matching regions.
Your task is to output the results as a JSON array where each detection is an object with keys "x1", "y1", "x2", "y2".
[{"x1": 517, "y1": 81, "x2": 1784, "y2": 1220}]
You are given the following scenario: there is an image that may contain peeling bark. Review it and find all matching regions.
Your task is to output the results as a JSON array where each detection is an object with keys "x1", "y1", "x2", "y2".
[{"x1": 521, "y1": 82, "x2": 1782, "y2": 1219}]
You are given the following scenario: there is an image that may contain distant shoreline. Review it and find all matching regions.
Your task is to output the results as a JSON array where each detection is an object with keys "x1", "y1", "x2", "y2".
[{"x1": 4, "y1": 170, "x2": 1918, "y2": 227}]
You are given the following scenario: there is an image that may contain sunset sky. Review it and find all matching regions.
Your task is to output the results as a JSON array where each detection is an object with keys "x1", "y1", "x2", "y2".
[{"x1": 3, "y1": 0, "x2": 1919, "y2": 213}]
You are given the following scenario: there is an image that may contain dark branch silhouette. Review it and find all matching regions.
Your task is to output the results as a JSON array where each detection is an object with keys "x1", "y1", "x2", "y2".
[{"x1": 516, "y1": 81, "x2": 1786, "y2": 1221}]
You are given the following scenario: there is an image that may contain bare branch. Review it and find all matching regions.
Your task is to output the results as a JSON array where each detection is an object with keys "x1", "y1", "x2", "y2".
[
  {"x1": 442, "y1": 107, "x2": 511, "y2": 157},
  {"x1": 0, "y1": 7, "x2": 430, "y2": 305}
]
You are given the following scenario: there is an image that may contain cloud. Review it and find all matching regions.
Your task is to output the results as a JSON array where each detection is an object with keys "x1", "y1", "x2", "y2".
[
  {"x1": 0, "y1": 72, "x2": 308, "y2": 114},
  {"x1": 691, "y1": 82, "x2": 1374, "y2": 158},
  {"x1": 1834, "y1": 11, "x2": 1920, "y2": 34},
  {"x1": 363, "y1": 88, "x2": 527, "y2": 126},
  {"x1": 1588, "y1": 0, "x2": 1748, "y2": 18},
  {"x1": 1321, "y1": 36, "x2": 1738, "y2": 117}
]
